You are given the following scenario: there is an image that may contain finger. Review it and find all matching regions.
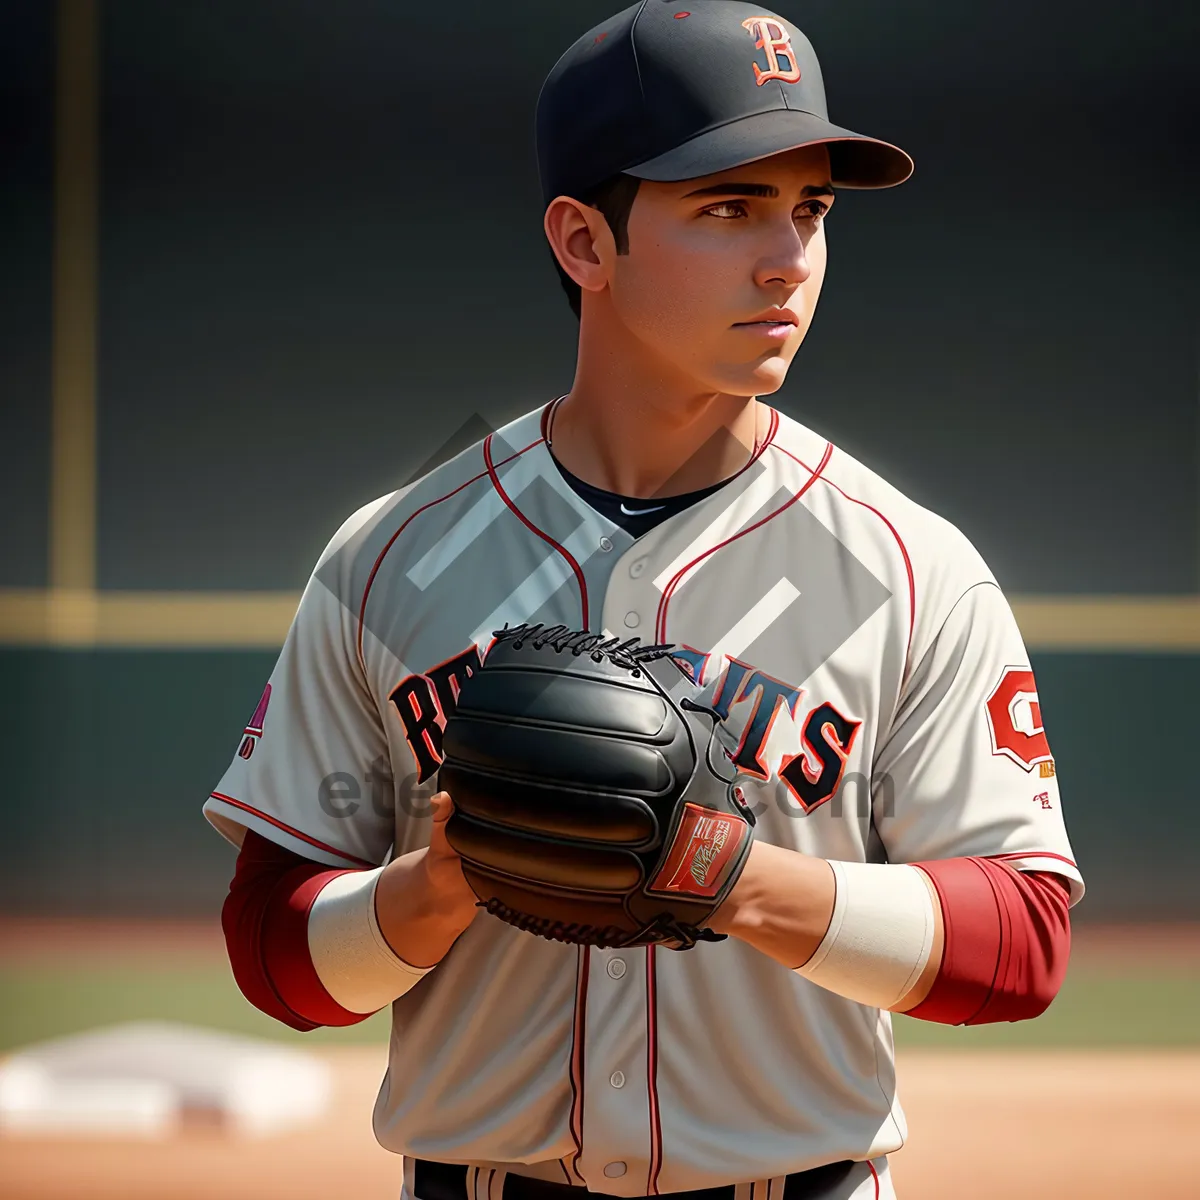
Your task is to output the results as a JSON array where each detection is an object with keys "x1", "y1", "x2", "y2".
[{"x1": 430, "y1": 790, "x2": 454, "y2": 823}]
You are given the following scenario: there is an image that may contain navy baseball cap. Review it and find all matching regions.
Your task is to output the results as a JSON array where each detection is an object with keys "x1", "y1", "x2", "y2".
[{"x1": 536, "y1": 0, "x2": 914, "y2": 206}]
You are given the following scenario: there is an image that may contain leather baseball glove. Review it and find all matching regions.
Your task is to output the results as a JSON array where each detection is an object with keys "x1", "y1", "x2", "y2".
[{"x1": 439, "y1": 621, "x2": 757, "y2": 950}]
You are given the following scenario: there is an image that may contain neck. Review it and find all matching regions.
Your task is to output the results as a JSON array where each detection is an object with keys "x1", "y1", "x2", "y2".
[{"x1": 548, "y1": 308, "x2": 766, "y2": 500}]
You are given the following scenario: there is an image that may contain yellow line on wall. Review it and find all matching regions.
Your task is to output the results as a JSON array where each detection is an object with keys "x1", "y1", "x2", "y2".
[
  {"x1": 0, "y1": 590, "x2": 300, "y2": 649},
  {"x1": 0, "y1": 591, "x2": 1198, "y2": 652},
  {"x1": 1012, "y1": 595, "x2": 1200, "y2": 652},
  {"x1": 49, "y1": 0, "x2": 100, "y2": 593}
]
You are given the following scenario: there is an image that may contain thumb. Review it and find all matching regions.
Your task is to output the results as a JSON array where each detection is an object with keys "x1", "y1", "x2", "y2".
[{"x1": 430, "y1": 790, "x2": 454, "y2": 824}]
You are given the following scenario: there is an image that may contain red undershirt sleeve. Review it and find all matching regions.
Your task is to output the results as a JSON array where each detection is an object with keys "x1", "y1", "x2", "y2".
[
  {"x1": 221, "y1": 828, "x2": 375, "y2": 1031},
  {"x1": 904, "y1": 860, "x2": 1071, "y2": 1026}
]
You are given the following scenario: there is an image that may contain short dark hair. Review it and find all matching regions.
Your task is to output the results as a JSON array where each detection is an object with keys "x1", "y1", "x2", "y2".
[{"x1": 550, "y1": 173, "x2": 642, "y2": 321}]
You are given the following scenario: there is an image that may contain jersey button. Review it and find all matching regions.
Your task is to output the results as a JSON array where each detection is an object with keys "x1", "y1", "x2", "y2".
[
  {"x1": 629, "y1": 558, "x2": 646, "y2": 578},
  {"x1": 609, "y1": 1070, "x2": 625, "y2": 1089},
  {"x1": 623, "y1": 611, "x2": 640, "y2": 629},
  {"x1": 603, "y1": 1163, "x2": 627, "y2": 1179},
  {"x1": 599, "y1": 536, "x2": 613, "y2": 553},
  {"x1": 606, "y1": 957, "x2": 627, "y2": 979}
]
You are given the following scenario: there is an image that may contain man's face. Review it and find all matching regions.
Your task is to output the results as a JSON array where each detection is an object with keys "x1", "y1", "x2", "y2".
[{"x1": 607, "y1": 143, "x2": 833, "y2": 397}]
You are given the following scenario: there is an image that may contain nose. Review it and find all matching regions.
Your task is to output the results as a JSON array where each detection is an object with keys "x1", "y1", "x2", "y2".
[{"x1": 753, "y1": 219, "x2": 814, "y2": 291}]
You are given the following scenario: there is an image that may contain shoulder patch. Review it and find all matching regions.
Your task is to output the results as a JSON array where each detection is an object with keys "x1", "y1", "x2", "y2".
[{"x1": 984, "y1": 665, "x2": 1051, "y2": 771}]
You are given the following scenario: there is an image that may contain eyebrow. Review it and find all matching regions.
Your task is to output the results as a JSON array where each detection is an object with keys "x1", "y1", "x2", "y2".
[{"x1": 681, "y1": 181, "x2": 835, "y2": 199}]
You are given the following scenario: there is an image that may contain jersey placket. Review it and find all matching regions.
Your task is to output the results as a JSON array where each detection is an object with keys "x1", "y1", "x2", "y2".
[
  {"x1": 600, "y1": 546, "x2": 656, "y2": 644},
  {"x1": 584, "y1": 539, "x2": 679, "y2": 1196},
  {"x1": 576, "y1": 945, "x2": 656, "y2": 1195}
]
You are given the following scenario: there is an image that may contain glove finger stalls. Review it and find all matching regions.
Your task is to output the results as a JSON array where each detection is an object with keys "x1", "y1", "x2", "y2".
[
  {"x1": 446, "y1": 813, "x2": 644, "y2": 892},
  {"x1": 442, "y1": 716, "x2": 683, "y2": 796},
  {"x1": 452, "y1": 666, "x2": 674, "y2": 738},
  {"x1": 438, "y1": 623, "x2": 756, "y2": 950},
  {"x1": 438, "y1": 768, "x2": 659, "y2": 846}
]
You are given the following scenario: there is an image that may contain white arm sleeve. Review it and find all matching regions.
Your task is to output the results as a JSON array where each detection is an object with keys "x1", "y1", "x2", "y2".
[
  {"x1": 795, "y1": 860, "x2": 936, "y2": 1010},
  {"x1": 307, "y1": 870, "x2": 432, "y2": 1013}
]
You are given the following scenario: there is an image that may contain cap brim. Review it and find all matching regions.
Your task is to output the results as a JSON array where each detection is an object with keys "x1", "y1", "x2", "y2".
[{"x1": 622, "y1": 108, "x2": 913, "y2": 190}]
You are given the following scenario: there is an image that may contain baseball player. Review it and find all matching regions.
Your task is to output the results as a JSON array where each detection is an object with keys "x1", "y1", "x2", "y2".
[{"x1": 204, "y1": 5, "x2": 1083, "y2": 1199}]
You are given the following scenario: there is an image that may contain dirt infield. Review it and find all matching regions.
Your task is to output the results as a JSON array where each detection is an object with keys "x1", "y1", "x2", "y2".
[
  {"x1": 0, "y1": 1046, "x2": 1196, "y2": 1200},
  {"x1": 2, "y1": 921, "x2": 1198, "y2": 1197},
  {"x1": 890, "y1": 1050, "x2": 1200, "y2": 1198}
]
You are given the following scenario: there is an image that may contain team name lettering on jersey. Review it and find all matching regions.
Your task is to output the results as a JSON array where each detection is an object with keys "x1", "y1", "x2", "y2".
[
  {"x1": 390, "y1": 644, "x2": 482, "y2": 782},
  {"x1": 779, "y1": 702, "x2": 864, "y2": 814},
  {"x1": 707, "y1": 656, "x2": 863, "y2": 813},
  {"x1": 391, "y1": 638, "x2": 862, "y2": 815}
]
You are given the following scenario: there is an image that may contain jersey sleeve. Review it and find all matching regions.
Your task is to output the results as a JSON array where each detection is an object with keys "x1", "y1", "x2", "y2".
[
  {"x1": 872, "y1": 579, "x2": 1084, "y2": 905},
  {"x1": 203, "y1": 500, "x2": 395, "y2": 869}
]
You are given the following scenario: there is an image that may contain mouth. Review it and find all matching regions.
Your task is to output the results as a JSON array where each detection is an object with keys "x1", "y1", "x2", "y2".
[{"x1": 731, "y1": 309, "x2": 800, "y2": 338}]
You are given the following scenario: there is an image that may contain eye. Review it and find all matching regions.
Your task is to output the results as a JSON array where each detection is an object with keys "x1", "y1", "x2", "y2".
[
  {"x1": 798, "y1": 200, "x2": 830, "y2": 222},
  {"x1": 703, "y1": 201, "x2": 748, "y2": 220}
]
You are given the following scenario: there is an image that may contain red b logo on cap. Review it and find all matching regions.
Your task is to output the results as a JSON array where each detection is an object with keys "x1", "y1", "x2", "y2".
[{"x1": 741, "y1": 17, "x2": 802, "y2": 86}]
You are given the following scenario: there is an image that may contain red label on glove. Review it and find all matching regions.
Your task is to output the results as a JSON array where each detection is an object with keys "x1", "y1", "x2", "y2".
[{"x1": 649, "y1": 803, "x2": 749, "y2": 898}]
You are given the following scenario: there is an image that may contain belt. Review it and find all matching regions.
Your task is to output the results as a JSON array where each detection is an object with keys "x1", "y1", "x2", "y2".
[{"x1": 413, "y1": 1158, "x2": 856, "y2": 1200}]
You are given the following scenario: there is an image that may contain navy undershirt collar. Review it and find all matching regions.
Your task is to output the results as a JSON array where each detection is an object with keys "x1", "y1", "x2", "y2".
[{"x1": 548, "y1": 451, "x2": 733, "y2": 537}]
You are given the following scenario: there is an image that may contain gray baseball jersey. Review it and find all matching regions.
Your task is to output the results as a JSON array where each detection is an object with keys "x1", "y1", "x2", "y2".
[{"x1": 204, "y1": 398, "x2": 1082, "y2": 1195}]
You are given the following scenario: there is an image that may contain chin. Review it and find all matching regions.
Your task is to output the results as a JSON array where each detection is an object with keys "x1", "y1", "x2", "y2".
[
  {"x1": 682, "y1": 344, "x2": 796, "y2": 396},
  {"x1": 718, "y1": 358, "x2": 791, "y2": 397}
]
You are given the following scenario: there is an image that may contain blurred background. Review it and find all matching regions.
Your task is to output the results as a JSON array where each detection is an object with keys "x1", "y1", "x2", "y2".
[{"x1": 1, "y1": 0, "x2": 1197, "y2": 1197}]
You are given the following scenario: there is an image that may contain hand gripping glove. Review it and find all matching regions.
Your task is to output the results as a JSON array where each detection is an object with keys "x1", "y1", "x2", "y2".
[{"x1": 439, "y1": 621, "x2": 757, "y2": 950}]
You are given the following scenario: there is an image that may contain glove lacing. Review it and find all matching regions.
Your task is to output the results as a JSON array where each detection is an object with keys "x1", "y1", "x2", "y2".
[
  {"x1": 494, "y1": 621, "x2": 675, "y2": 670},
  {"x1": 479, "y1": 897, "x2": 727, "y2": 950}
]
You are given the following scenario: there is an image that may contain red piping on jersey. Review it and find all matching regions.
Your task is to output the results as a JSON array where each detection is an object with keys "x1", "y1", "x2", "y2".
[
  {"x1": 645, "y1": 945, "x2": 663, "y2": 1196},
  {"x1": 654, "y1": 434, "x2": 829, "y2": 645},
  {"x1": 541, "y1": 395, "x2": 566, "y2": 442},
  {"x1": 723, "y1": 404, "x2": 780, "y2": 478},
  {"x1": 355, "y1": 436, "x2": 544, "y2": 679},
  {"x1": 484, "y1": 429, "x2": 590, "y2": 629},
  {"x1": 567, "y1": 947, "x2": 590, "y2": 1184},
  {"x1": 867, "y1": 1159, "x2": 880, "y2": 1199},
  {"x1": 773, "y1": 442, "x2": 917, "y2": 693},
  {"x1": 209, "y1": 792, "x2": 375, "y2": 867},
  {"x1": 985, "y1": 850, "x2": 1078, "y2": 870}
]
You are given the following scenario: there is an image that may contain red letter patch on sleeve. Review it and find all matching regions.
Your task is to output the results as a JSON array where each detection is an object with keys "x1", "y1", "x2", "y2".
[{"x1": 985, "y1": 666, "x2": 1052, "y2": 771}]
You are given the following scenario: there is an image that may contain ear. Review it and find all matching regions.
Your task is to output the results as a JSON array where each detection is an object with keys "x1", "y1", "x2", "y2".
[{"x1": 543, "y1": 196, "x2": 617, "y2": 298}]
